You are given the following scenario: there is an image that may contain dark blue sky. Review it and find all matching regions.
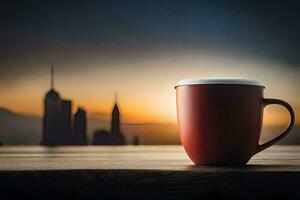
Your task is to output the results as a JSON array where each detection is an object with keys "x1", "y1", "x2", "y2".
[{"x1": 0, "y1": 0, "x2": 299, "y2": 80}]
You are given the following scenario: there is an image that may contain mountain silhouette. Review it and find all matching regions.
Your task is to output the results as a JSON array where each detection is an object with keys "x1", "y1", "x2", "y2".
[{"x1": 0, "y1": 108, "x2": 41, "y2": 144}]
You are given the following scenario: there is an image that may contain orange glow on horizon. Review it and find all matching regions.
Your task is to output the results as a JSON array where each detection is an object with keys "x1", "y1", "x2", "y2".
[
  {"x1": 0, "y1": 97, "x2": 299, "y2": 126},
  {"x1": 0, "y1": 52, "x2": 299, "y2": 126}
]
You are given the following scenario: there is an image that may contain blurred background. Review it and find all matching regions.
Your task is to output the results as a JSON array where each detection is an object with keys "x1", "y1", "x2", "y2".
[{"x1": 0, "y1": 0, "x2": 299, "y2": 145}]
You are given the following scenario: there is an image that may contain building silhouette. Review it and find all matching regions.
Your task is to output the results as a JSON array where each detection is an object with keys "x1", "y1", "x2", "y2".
[
  {"x1": 61, "y1": 100, "x2": 72, "y2": 144},
  {"x1": 111, "y1": 102, "x2": 120, "y2": 135},
  {"x1": 73, "y1": 107, "x2": 87, "y2": 145},
  {"x1": 110, "y1": 95, "x2": 125, "y2": 145},
  {"x1": 133, "y1": 136, "x2": 139, "y2": 145},
  {"x1": 92, "y1": 130, "x2": 110, "y2": 145},
  {"x1": 42, "y1": 67, "x2": 87, "y2": 146},
  {"x1": 42, "y1": 67, "x2": 64, "y2": 145},
  {"x1": 93, "y1": 94, "x2": 125, "y2": 145}
]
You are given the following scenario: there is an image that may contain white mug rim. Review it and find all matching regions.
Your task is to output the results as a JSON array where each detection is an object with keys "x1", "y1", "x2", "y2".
[{"x1": 175, "y1": 77, "x2": 264, "y2": 88}]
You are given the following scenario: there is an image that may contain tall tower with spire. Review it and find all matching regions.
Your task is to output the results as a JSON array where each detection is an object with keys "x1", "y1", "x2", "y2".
[
  {"x1": 42, "y1": 65, "x2": 82, "y2": 145},
  {"x1": 110, "y1": 93, "x2": 125, "y2": 144},
  {"x1": 92, "y1": 93, "x2": 126, "y2": 145},
  {"x1": 111, "y1": 93, "x2": 120, "y2": 135},
  {"x1": 51, "y1": 65, "x2": 54, "y2": 89},
  {"x1": 42, "y1": 66, "x2": 62, "y2": 145}
]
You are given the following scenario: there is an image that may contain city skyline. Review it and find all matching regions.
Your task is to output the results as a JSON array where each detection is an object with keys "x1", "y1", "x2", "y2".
[{"x1": 42, "y1": 67, "x2": 126, "y2": 145}]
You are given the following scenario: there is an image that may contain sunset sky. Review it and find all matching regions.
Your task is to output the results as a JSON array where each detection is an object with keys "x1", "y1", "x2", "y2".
[{"x1": 0, "y1": 1, "x2": 299, "y2": 125}]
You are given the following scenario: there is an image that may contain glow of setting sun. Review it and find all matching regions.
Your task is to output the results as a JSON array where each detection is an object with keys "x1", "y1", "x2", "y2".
[{"x1": 0, "y1": 52, "x2": 299, "y2": 125}]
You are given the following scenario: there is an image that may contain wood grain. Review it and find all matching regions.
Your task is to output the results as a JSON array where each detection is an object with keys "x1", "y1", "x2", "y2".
[{"x1": 0, "y1": 145, "x2": 299, "y2": 199}]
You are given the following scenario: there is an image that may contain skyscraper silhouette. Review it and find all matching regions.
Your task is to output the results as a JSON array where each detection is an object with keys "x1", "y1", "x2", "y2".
[
  {"x1": 61, "y1": 100, "x2": 72, "y2": 144},
  {"x1": 93, "y1": 94, "x2": 125, "y2": 145},
  {"x1": 42, "y1": 66, "x2": 77, "y2": 146},
  {"x1": 110, "y1": 93, "x2": 125, "y2": 145},
  {"x1": 111, "y1": 94, "x2": 120, "y2": 135},
  {"x1": 42, "y1": 66, "x2": 63, "y2": 145},
  {"x1": 73, "y1": 107, "x2": 87, "y2": 145}
]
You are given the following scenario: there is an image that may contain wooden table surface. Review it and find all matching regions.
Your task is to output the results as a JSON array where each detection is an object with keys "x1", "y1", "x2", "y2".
[
  {"x1": 0, "y1": 145, "x2": 299, "y2": 199},
  {"x1": 0, "y1": 145, "x2": 300, "y2": 171}
]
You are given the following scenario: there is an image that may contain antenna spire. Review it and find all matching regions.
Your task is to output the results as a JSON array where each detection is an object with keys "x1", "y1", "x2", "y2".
[
  {"x1": 114, "y1": 92, "x2": 118, "y2": 104},
  {"x1": 51, "y1": 64, "x2": 54, "y2": 89}
]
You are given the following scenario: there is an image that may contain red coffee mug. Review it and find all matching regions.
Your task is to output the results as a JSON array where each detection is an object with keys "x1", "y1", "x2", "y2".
[{"x1": 175, "y1": 78, "x2": 295, "y2": 166}]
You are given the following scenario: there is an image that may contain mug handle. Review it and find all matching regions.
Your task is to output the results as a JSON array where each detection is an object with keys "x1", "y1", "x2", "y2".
[{"x1": 255, "y1": 98, "x2": 295, "y2": 154}]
